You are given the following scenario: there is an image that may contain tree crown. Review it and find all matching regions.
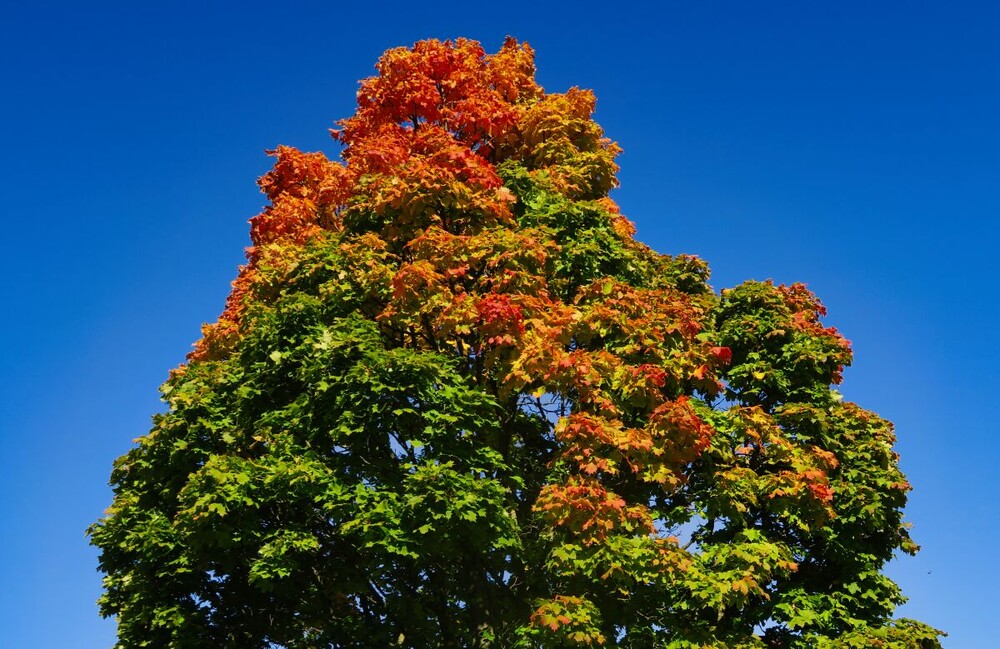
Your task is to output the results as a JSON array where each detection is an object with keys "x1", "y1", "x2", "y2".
[{"x1": 90, "y1": 37, "x2": 942, "y2": 648}]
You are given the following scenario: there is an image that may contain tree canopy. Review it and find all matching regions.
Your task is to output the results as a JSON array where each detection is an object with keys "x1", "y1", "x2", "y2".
[{"x1": 90, "y1": 38, "x2": 942, "y2": 648}]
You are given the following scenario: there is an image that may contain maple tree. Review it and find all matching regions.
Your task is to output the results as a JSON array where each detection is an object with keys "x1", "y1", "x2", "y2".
[{"x1": 90, "y1": 38, "x2": 942, "y2": 648}]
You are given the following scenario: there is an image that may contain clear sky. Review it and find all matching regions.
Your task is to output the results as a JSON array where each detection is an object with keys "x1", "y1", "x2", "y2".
[{"x1": 1, "y1": 2, "x2": 995, "y2": 646}]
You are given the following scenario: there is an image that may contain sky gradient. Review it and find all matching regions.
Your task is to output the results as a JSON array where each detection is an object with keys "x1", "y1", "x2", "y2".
[{"x1": 1, "y1": 2, "x2": 996, "y2": 646}]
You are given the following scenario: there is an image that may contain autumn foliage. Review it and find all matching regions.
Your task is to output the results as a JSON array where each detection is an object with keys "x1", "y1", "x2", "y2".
[{"x1": 91, "y1": 38, "x2": 942, "y2": 648}]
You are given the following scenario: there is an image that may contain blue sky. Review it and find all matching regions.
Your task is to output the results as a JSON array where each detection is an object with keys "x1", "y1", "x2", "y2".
[{"x1": 1, "y1": 2, "x2": 995, "y2": 646}]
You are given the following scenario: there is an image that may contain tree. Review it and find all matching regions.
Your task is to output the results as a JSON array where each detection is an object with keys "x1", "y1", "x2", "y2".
[{"x1": 90, "y1": 38, "x2": 942, "y2": 648}]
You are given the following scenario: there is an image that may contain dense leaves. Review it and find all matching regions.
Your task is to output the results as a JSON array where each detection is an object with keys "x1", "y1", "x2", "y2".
[{"x1": 91, "y1": 38, "x2": 942, "y2": 648}]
